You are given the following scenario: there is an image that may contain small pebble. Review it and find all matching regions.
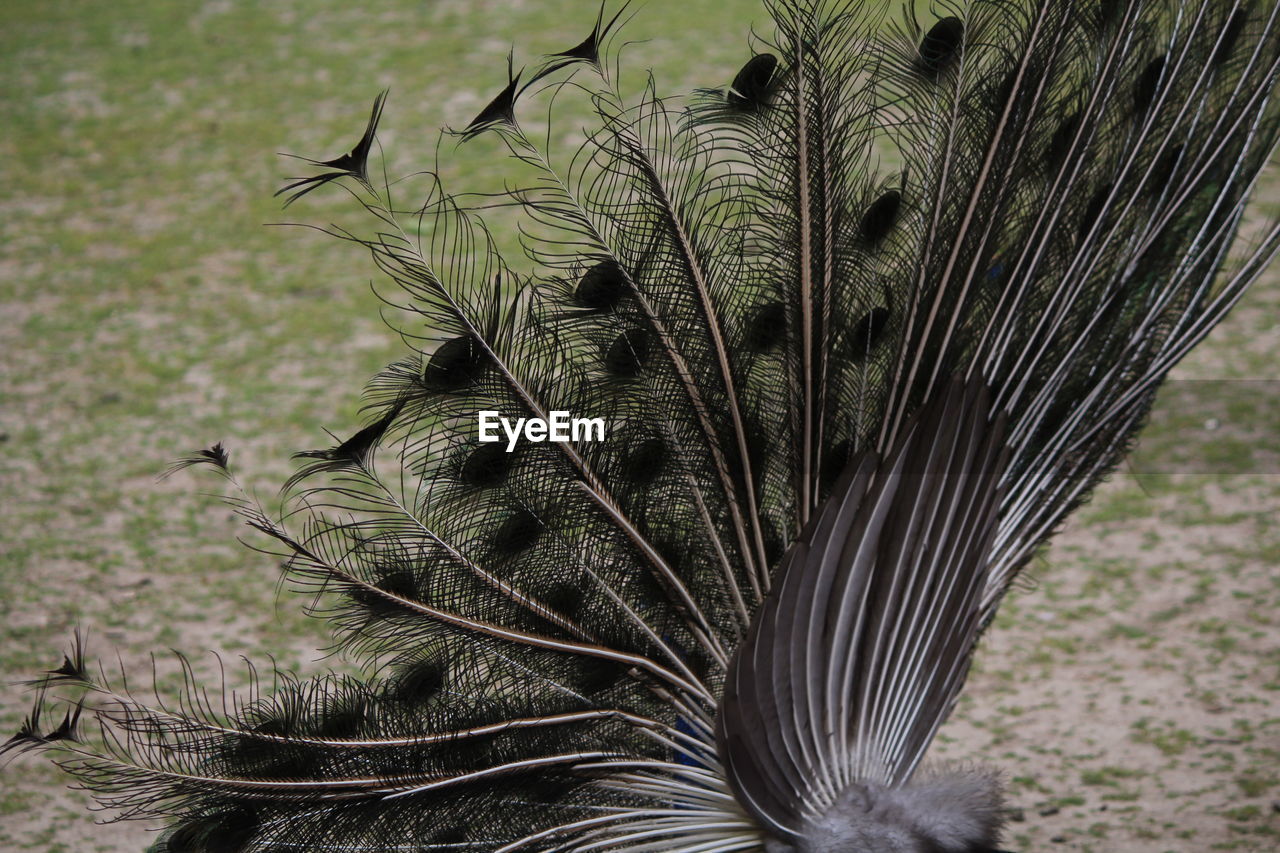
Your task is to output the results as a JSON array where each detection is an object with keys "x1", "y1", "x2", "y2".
[
  {"x1": 1039, "y1": 805, "x2": 1061, "y2": 817},
  {"x1": 1051, "y1": 835, "x2": 1068, "y2": 843}
]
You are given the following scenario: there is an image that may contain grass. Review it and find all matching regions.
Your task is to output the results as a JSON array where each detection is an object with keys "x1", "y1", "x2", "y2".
[{"x1": 2, "y1": 1, "x2": 1280, "y2": 851}]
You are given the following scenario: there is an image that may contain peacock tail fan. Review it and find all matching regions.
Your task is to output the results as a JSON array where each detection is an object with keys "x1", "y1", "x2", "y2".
[{"x1": 7, "y1": 1, "x2": 1279, "y2": 850}]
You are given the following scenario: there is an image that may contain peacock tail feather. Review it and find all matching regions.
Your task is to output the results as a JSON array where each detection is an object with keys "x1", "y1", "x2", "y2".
[{"x1": 7, "y1": 1, "x2": 1280, "y2": 850}]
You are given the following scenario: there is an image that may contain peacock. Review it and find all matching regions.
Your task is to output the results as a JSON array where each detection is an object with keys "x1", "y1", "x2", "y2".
[{"x1": 7, "y1": 0, "x2": 1280, "y2": 850}]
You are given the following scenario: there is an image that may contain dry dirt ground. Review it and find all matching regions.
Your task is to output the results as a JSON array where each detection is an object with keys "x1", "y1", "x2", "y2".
[{"x1": 2, "y1": 1, "x2": 1278, "y2": 851}]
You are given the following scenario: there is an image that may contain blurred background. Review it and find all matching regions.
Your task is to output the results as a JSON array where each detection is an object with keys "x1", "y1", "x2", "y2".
[{"x1": 1, "y1": 0, "x2": 1277, "y2": 849}]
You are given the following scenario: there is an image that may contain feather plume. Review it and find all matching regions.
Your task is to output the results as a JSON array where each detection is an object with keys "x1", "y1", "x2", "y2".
[{"x1": 8, "y1": 1, "x2": 1280, "y2": 850}]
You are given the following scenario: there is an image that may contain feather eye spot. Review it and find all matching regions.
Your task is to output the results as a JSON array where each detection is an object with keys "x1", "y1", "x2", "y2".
[
  {"x1": 436, "y1": 729, "x2": 502, "y2": 771},
  {"x1": 492, "y1": 507, "x2": 544, "y2": 555},
  {"x1": 861, "y1": 190, "x2": 902, "y2": 244},
  {"x1": 351, "y1": 570, "x2": 418, "y2": 615},
  {"x1": 741, "y1": 416, "x2": 768, "y2": 481},
  {"x1": 426, "y1": 827, "x2": 471, "y2": 847},
  {"x1": 317, "y1": 696, "x2": 368, "y2": 739},
  {"x1": 1048, "y1": 112, "x2": 1081, "y2": 168},
  {"x1": 626, "y1": 566, "x2": 668, "y2": 611},
  {"x1": 995, "y1": 69, "x2": 1017, "y2": 110},
  {"x1": 618, "y1": 436, "x2": 666, "y2": 485},
  {"x1": 819, "y1": 440, "x2": 853, "y2": 493},
  {"x1": 1149, "y1": 145, "x2": 1184, "y2": 196},
  {"x1": 1079, "y1": 183, "x2": 1113, "y2": 242},
  {"x1": 1134, "y1": 55, "x2": 1166, "y2": 114},
  {"x1": 424, "y1": 335, "x2": 486, "y2": 391},
  {"x1": 1215, "y1": 9, "x2": 1247, "y2": 67},
  {"x1": 745, "y1": 301, "x2": 787, "y2": 352},
  {"x1": 574, "y1": 260, "x2": 628, "y2": 309},
  {"x1": 603, "y1": 328, "x2": 652, "y2": 377},
  {"x1": 651, "y1": 538, "x2": 687, "y2": 575},
  {"x1": 225, "y1": 728, "x2": 320, "y2": 778},
  {"x1": 388, "y1": 658, "x2": 448, "y2": 703},
  {"x1": 727, "y1": 53, "x2": 778, "y2": 110},
  {"x1": 1040, "y1": 395, "x2": 1081, "y2": 440},
  {"x1": 572, "y1": 657, "x2": 629, "y2": 695},
  {"x1": 761, "y1": 520, "x2": 786, "y2": 568},
  {"x1": 161, "y1": 807, "x2": 257, "y2": 853},
  {"x1": 247, "y1": 714, "x2": 291, "y2": 737},
  {"x1": 540, "y1": 582, "x2": 584, "y2": 620},
  {"x1": 459, "y1": 442, "x2": 515, "y2": 488},
  {"x1": 849, "y1": 306, "x2": 892, "y2": 358},
  {"x1": 918, "y1": 17, "x2": 964, "y2": 77}
]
